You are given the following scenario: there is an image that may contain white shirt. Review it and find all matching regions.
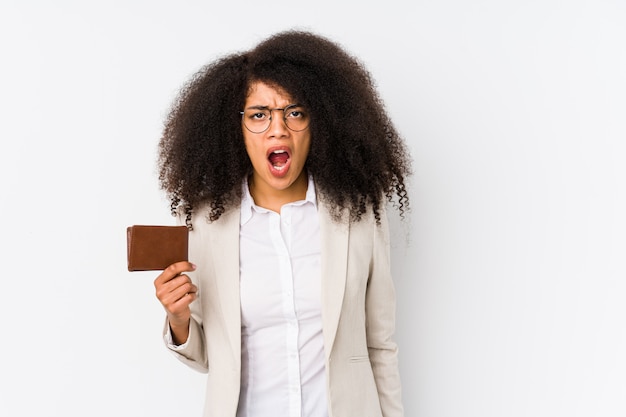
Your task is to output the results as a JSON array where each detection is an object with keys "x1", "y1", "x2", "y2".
[{"x1": 237, "y1": 176, "x2": 327, "y2": 417}]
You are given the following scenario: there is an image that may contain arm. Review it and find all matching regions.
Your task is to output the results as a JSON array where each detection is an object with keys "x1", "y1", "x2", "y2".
[
  {"x1": 155, "y1": 259, "x2": 210, "y2": 372},
  {"x1": 154, "y1": 261, "x2": 198, "y2": 345}
]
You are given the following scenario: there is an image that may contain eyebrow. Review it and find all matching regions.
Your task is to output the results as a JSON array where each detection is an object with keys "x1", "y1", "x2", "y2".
[{"x1": 244, "y1": 104, "x2": 301, "y2": 110}]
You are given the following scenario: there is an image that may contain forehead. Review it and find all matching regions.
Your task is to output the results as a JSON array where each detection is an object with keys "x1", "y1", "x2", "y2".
[{"x1": 245, "y1": 81, "x2": 293, "y2": 105}]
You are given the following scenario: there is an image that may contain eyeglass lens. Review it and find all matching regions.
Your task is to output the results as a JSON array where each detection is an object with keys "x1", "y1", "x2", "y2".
[{"x1": 242, "y1": 105, "x2": 309, "y2": 133}]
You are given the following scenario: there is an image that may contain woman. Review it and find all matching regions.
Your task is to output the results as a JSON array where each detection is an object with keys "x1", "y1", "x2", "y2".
[{"x1": 154, "y1": 30, "x2": 411, "y2": 417}]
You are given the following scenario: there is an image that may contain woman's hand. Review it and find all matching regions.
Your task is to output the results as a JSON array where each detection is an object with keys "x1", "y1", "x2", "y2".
[{"x1": 154, "y1": 261, "x2": 197, "y2": 345}]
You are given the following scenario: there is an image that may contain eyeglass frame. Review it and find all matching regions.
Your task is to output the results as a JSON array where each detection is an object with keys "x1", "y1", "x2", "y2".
[{"x1": 239, "y1": 104, "x2": 310, "y2": 134}]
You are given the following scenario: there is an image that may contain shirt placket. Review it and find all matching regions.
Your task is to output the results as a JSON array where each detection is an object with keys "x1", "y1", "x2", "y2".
[{"x1": 268, "y1": 208, "x2": 302, "y2": 417}]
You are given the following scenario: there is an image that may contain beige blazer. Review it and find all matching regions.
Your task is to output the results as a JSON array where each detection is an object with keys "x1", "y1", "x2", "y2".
[{"x1": 165, "y1": 200, "x2": 403, "y2": 417}]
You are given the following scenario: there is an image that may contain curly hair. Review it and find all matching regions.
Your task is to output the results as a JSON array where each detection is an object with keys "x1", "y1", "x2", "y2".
[{"x1": 158, "y1": 30, "x2": 411, "y2": 228}]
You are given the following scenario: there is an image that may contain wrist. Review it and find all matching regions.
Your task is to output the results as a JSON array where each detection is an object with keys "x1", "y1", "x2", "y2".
[
  {"x1": 168, "y1": 316, "x2": 190, "y2": 330},
  {"x1": 169, "y1": 319, "x2": 190, "y2": 346}
]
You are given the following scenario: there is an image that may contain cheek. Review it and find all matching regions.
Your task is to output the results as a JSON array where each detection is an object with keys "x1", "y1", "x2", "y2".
[
  {"x1": 242, "y1": 136, "x2": 256, "y2": 156},
  {"x1": 298, "y1": 149, "x2": 310, "y2": 165},
  {"x1": 244, "y1": 141, "x2": 265, "y2": 167},
  {"x1": 297, "y1": 138, "x2": 312, "y2": 164}
]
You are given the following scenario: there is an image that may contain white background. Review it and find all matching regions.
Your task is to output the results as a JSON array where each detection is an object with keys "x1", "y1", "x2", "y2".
[{"x1": 1, "y1": 1, "x2": 624, "y2": 416}]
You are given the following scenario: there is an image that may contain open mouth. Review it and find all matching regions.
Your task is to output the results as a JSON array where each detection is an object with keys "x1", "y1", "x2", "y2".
[{"x1": 268, "y1": 149, "x2": 290, "y2": 172}]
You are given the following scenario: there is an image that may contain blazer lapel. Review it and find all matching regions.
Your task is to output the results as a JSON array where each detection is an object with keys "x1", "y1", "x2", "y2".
[
  {"x1": 206, "y1": 207, "x2": 241, "y2": 364},
  {"x1": 319, "y1": 201, "x2": 349, "y2": 360}
]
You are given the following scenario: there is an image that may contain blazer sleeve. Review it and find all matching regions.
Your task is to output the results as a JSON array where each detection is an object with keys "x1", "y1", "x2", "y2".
[
  {"x1": 366, "y1": 210, "x2": 404, "y2": 416},
  {"x1": 161, "y1": 211, "x2": 209, "y2": 373},
  {"x1": 162, "y1": 307, "x2": 208, "y2": 372}
]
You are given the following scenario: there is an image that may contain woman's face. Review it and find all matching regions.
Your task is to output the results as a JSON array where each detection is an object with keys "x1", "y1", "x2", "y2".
[{"x1": 242, "y1": 81, "x2": 311, "y2": 206}]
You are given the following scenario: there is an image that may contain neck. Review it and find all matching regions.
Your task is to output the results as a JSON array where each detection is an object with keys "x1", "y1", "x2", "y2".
[{"x1": 248, "y1": 173, "x2": 308, "y2": 213}]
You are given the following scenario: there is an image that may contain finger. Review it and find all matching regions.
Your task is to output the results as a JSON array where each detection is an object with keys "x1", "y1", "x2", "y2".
[
  {"x1": 157, "y1": 278, "x2": 197, "y2": 307},
  {"x1": 163, "y1": 288, "x2": 198, "y2": 317},
  {"x1": 154, "y1": 261, "x2": 196, "y2": 287},
  {"x1": 157, "y1": 274, "x2": 196, "y2": 298},
  {"x1": 171, "y1": 290, "x2": 199, "y2": 310}
]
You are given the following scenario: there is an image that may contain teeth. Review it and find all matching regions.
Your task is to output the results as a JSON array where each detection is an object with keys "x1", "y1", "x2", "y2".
[
  {"x1": 273, "y1": 150, "x2": 286, "y2": 154},
  {"x1": 273, "y1": 165, "x2": 286, "y2": 171}
]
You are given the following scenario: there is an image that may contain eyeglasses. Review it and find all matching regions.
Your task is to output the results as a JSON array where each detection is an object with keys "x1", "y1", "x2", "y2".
[{"x1": 240, "y1": 104, "x2": 310, "y2": 134}]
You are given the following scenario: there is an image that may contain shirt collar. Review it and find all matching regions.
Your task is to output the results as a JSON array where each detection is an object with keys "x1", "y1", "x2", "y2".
[{"x1": 240, "y1": 175, "x2": 317, "y2": 226}]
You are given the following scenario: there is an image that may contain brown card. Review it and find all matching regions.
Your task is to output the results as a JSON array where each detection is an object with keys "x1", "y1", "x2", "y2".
[{"x1": 126, "y1": 225, "x2": 189, "y2": 271}]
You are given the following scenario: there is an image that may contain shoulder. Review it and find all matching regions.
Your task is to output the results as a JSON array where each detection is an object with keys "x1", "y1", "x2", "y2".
[
  {"x1": 174, "y1": 203, "x2": 241, "y2": 232},
  {"x1": 318, "y1": 195, "x2": 387, "y2": 228}
]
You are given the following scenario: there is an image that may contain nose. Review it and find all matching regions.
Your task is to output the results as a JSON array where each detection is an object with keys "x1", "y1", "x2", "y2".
[{"x1": 267, "y1": 109, "x2": 289, "y2": 136}]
